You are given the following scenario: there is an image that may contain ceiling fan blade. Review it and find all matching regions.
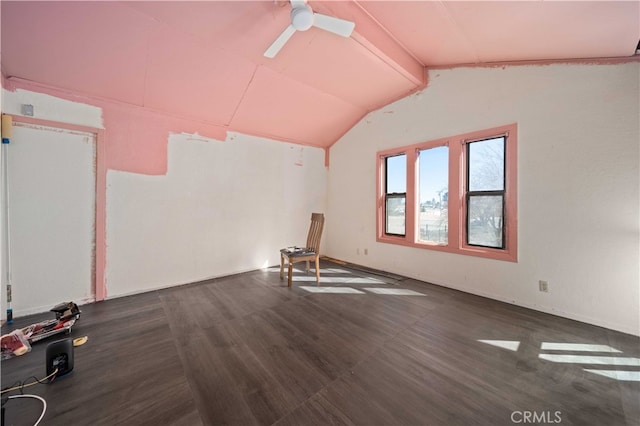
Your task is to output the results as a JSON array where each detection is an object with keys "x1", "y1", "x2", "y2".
[
  {"x1": 313, "y1": 13, "x2": 355, "y2": 37},
  {"x1": 264, "y1": 25, "x2": 296, "y2": 58},
  {"x1": 290, "y1": 0, "x2": 306, "y2": 9}
]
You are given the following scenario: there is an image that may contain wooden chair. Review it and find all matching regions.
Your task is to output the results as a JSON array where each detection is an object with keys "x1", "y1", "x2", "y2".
[{"x1": 280, "y1": 213, "x2": 325, "y2": 287}]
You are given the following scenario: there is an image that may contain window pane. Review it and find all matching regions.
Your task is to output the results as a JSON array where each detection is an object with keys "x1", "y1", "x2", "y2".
[
  {"x1": 386, "y1": 154, "x2": 406, "y2": 193},
  {"x1": 386, "y1": 196, "x2": 405, "y2": 235},
  {"x1": 418, "y1": 146, "x2": 448, "y2": 244},
  {"x1": 467, "y1": 195, "x2": 504, "y2": 248},
  {"x1": 469, "y1": 137, "x2": 504, "y2": 191}
]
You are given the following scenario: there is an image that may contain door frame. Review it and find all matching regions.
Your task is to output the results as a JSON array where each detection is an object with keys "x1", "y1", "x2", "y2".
[{"x1": 6, "y1": 114, "x2": 107, "y2": 301}]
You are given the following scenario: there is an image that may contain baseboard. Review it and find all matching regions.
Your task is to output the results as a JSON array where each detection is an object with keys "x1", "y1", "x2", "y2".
[{"x1": 105, "y1": 266, "x2": 266, "y2": 301}]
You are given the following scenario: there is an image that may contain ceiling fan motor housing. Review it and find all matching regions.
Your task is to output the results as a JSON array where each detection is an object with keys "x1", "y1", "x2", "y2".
[{"x1": 291, "y1": 5, "x2": 314, "y2": 31}]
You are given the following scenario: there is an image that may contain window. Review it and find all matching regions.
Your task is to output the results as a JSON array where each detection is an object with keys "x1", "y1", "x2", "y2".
[
  {"x1": 377, "y1": 124, "x2": 517, "y2": 262},
  {"x1": 418, "y1": 146, "x2": 448, "y2": 245},
  {"x1": 384, "y1": 154, "x2": 406, "y2": 236},
  {"x1": 466, "y1": 137, "x2": 505, "y2": 249}
]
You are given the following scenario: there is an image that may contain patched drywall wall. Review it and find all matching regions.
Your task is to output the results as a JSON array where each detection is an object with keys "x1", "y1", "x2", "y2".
[
  {"x1": 3, "y1": 79, "x2": 228, "y2": 175},
  {"x1": 327, "y1": 62, "x2": 640, "y2": 335},
  {"x1": 106, "y1": 132, "x2": 327, "y2": 297}
]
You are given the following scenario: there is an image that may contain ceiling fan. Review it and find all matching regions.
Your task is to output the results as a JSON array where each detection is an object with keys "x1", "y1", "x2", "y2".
[{"x1": 264, "y1": 0, "x2": 355, "y2": 58}]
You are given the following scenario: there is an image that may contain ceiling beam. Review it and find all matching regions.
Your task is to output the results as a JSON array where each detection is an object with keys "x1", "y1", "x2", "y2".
[{"x1": 311, "y1": 0, "x2": 426, "y2": 87}]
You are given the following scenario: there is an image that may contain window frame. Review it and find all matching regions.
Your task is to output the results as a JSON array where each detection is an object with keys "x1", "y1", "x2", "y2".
[
  {"x1": 376, "y1": 124, "x2": 517, "y2": 262},
  {"x1": 384, "y1": 154, "x2": 408, "y2": 236},
  {"x1": 381, "y1": 153, "x2": 408, "y2": 237},
  {"x1": 464, "y1": 136, "x2": 506, "y2": 249},
  {"x1": 416, "y1": 142, "x2": 450, "y2": 246}
]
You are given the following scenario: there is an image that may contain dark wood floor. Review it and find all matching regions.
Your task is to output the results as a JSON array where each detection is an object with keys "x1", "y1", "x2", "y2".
[{"x1": 2, "y1": 259, "x2": 639, "y2": 425}]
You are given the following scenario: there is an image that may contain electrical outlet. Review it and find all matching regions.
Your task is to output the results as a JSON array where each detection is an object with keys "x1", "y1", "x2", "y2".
[
  {"x1": 21, "y1": 104, "x2": 34, "y2": 117},
  {"x1": 539, "y1": 280, "x2": 549, "y2": 293},
  {"x1": 364, "y1": 248, "x2": 368, "y2": 255},
  {"x1": 356, "y1": 248, "x2": 360, "y2": 255}
]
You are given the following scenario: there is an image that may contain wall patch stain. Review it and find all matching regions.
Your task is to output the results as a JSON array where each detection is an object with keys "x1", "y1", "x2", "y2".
[{"x1": 291, "y1": 146, "x2": 304, "y2": 166}]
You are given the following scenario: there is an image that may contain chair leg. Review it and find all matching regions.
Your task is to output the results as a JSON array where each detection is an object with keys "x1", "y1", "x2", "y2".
[
  {"x1": 288, "y1": 263, "x2": 293, "y2": 287},
  {"x1": 280, "y1": 254, "x2": 285, "y2": 280},
  {"x1": 305, "y1": 260, "x2": 310, "y2": 273},
  {"x1": 315, "y1": 256, "x2": 320, "y2": 282}
]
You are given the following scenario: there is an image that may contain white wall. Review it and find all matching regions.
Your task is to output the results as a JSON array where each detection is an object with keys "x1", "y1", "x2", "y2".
[
  {"x1": 106, "y1": 133, "x2": 327, "y2": 297},
  {"x1": 326, "y1": 62, "x2": 640, "y2": 336}
]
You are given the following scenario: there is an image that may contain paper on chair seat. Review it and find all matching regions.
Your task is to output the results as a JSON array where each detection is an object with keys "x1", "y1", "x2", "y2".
[{"x1": 282, "y1": 246, "x2": 314, "y2": 255}]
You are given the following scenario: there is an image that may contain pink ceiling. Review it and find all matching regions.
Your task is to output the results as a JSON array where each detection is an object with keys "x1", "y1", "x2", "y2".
[{"x1": 1, "y1": 1, "x2": 638, "y2": 148}]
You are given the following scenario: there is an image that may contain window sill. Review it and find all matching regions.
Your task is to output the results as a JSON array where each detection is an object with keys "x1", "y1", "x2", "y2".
[{"x1": 377, "y1": 235, "x2": 517, "y2": 262}]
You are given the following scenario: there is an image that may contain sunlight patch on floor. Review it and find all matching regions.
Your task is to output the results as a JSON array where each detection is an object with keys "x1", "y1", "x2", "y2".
[
  {"x1": 293, "y1": 276, "x2": 386, "y2": 284},
  {"x1": 541, "y1": 343, "x2": 622, "y2": 353},
  {"x1": 583, "y1": 369, "x2": 640, "y2": 381},
  {"x1": 477, "y1": 340, "x2": 640, "y2": 382},
  {"x1": 363, "y1": 288, "x2": 426, "y2": 296},
  {"x1": 346, "y1": 277, "x2": 387, "y2": 285},
  {"x1": 478, "y1": 340, "x2": 521, "y2": 351},
  {"x1": 322, "y1": 268, "x2": 353, "y2": 274},
  {"x1": 300, "y1": 286, "x2": 365, "y2": 294},
  {"x1": 539, "y1": 354, "x2": 640, "y2": 366},
  {"x1": 265, "y1": 267, "x2": 355, "y2": 274}
]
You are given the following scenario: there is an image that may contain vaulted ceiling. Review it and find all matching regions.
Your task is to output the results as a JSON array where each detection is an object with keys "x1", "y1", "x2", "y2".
[{"x1": 2, "y1": 1, "x2": 638, "y2": 148}]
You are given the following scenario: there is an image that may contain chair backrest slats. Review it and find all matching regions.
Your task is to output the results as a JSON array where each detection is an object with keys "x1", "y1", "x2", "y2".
[{"x1": 306, "y1": 213, "x2": 325, "y2": 252}]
